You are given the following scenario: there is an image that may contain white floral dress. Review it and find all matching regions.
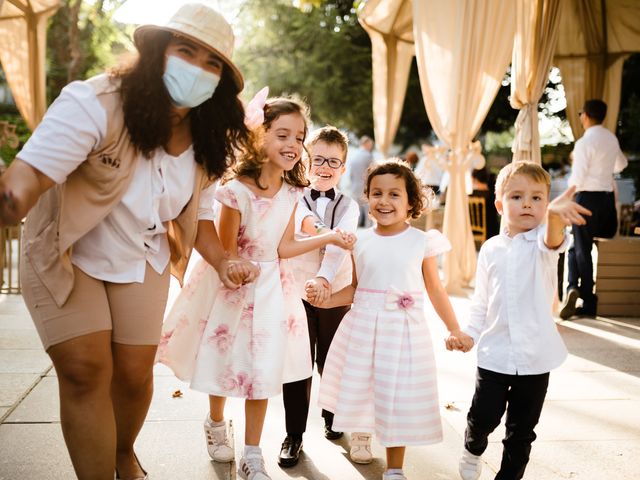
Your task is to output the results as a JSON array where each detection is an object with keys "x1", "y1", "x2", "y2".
[
  {"x1": 156, "y1": 179, "x2": 312, "y2": 399},
  {"x1": 318, "y1": 226, "x2": 451, "y2": 446}
]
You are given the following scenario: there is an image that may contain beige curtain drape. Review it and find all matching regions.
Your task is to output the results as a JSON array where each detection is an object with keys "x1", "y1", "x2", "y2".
[
  {"x1": 558, "y1": 55, "x2": 627, "y2": 136},
  {"x1": 511, "y1": 0, "x2": 563, "y2": 163},
  {"x1": 555, "y1": 0, "x2": 640, "y2": 137},
  {"x1": 0, "y1": 0, "x2": 61, "y2": 130},
  {"x1": 413, "y1": 0, "x2": 515, "y2": 292},
  {"x1": 359, "y1": 0, "x2": 415, "y2": 156}
]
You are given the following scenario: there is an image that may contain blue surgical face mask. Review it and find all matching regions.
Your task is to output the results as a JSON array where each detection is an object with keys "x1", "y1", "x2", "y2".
[{"x1": 162, "y1": 55, "x2": 221, "y2": 108}]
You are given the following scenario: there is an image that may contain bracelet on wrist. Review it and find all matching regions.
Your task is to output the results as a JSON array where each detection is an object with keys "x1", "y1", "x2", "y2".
[{"x1": 314, "y1": 220, "x2": 328, "y2": 234}]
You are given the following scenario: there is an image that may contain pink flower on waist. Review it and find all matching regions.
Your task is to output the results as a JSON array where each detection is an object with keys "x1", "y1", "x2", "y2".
[{"x1": 397, "y1": 294, "x2": 415, "y2": 310}]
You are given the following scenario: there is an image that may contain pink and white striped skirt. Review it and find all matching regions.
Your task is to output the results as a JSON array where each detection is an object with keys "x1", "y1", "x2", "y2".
[{"x1": 318, "y1": 288, "x2": 443, "y2": 447}]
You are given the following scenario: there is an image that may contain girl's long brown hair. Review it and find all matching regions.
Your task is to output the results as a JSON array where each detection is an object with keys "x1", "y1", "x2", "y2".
[
  {"x1": 115, "y1": 31, "x2": 250, "y2": 180},
  {"x1": 232, "y1": 96, "x2": 310, "y2": 189}
]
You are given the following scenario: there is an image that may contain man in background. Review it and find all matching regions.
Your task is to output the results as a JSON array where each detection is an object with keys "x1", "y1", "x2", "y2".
[{"x1": 560, "y1": 99, "x2": 628, "y2": 319}]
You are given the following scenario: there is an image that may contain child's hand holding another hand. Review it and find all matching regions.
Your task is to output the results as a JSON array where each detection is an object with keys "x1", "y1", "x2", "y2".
[
  {"x1": 224, "y1": 259, "x2": 260, "y2": 288},
  {"x1": 445, "y1": 329, "x2": 474, "y2": 353},
  {"x1": 331, "y1": 228, "x2": 356, "y2": 250},
  {"x1": 305, "y1": 277, "x2": 331, "y2": 305}
]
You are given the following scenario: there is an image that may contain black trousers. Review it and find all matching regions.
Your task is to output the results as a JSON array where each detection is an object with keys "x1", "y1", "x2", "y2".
[
  {"x1": 282, "y1": 300, "x2": 350, "y2": 435},
  {"x1": 567, "y1": 191, "x2": 617, "y2": 310},
  {"x1": 464, "y1": 368, "x2": 550, "y2": 480}
]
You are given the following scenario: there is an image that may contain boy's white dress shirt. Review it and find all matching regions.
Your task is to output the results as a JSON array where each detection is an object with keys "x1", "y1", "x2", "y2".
[
  {"x1": 18, "y1": 80, "x2": 216, "y2": 283},
  {"x1": 568, "y1": 125, "x2": 628, "y2": 192},
  {"x1": 465, "y1": 224, "x2": 569, "y2": 375}
]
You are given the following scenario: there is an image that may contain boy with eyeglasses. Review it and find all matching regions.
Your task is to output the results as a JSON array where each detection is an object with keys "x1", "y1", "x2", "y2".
[{"x1": 278, "y1": 126, "x2": 362, "y2": 468}]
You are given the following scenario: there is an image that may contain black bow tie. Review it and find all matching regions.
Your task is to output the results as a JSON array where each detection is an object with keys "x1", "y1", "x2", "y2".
[{"x1": 310, "y1": 188, "x2": 335, "y2": 200}]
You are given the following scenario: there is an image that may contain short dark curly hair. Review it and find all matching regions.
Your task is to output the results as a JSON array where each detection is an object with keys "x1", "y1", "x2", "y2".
[{"x1": 364, "y1": 159, "x2": 434, "y2": 219}]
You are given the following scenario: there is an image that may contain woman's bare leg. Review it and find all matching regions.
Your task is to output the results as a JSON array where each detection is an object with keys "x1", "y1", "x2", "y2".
[
  {"x1": 48, "y1": 331, "x2": 115, "y2": 480},
  {"x1": 111, "y1": 343, "x2": 157, "y2": 479}
]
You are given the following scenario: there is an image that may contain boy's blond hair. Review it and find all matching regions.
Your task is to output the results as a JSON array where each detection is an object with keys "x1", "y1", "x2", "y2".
[
  {"x1": 307, "y1": 126, "x2": 349, "y2": 161},
  {"x1": 495, "y1": 161, "x2": 551, "y2": 198}
]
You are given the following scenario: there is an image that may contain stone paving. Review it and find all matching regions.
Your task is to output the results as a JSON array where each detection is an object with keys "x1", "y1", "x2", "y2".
[{"x1": 1, "y1": 291, "x2": 638, "y2": 479}]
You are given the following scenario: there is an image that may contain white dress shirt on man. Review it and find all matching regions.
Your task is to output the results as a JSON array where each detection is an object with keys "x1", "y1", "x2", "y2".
[{"x1": 568, "y1": 125, "x2": 628, "y2": 192}]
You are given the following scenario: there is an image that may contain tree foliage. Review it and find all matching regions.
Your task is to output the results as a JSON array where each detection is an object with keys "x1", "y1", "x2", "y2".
[
  {"x1": 235, "y1": 0, "x2": 374, "y2": 137},
  {"x1": 46, "y1": 0, "x2": 132, "y2": 103}
]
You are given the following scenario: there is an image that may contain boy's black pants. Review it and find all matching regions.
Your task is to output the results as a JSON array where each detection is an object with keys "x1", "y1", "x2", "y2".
[
  {"x1": 282, "y1": 300, "x2": 350, "y2": 435},
  {"x1": 464, "y1": 367, "x2": 550, "y2": 480}
]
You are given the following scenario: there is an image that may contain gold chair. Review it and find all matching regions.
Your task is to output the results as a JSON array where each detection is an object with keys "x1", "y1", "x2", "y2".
[
  {"x1": 468, "y1": 196, "x2": 487, "y2": 249},
  {"x1": 618, "y1": 203, "x2": 635, "y2": 236}
]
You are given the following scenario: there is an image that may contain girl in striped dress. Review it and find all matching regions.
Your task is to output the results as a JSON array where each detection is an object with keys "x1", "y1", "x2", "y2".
[{"x1": 306, "y1": 159, "x2": 474, "y2": 480}]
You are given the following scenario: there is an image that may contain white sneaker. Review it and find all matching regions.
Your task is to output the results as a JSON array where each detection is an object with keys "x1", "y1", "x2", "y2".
[
  {"x1": 238, "y1": 452, "x2": 271, "y2": 480},
  {"x1": 349, "y1": 432, "x2": 373, "y2": 464},
  {"x1": 459, "y1": 449, "x2": 482, "y2": 480},
  {"x1": 203, "y1": 416, "x2": 234, "y2": 462},
  {"x1": 382, "y1": 473, "x2": 408, "y2": 480}
]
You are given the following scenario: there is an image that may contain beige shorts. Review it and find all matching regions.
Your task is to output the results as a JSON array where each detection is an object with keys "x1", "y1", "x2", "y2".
[{"x1": 21, "y1": 258, "x2": 170, "y2": 351}]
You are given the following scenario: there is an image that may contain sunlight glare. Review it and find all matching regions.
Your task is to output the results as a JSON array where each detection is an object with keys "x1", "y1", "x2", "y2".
[{"x1": 113, "y1": 0, "x2": 243, "y2": 25}]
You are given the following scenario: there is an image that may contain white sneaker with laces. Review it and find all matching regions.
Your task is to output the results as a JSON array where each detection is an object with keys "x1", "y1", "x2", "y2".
[
  {"x1": 349, "y1": 432, "x2": 373, "y2": 464},
  {"x1": 203, "y1": 416, "x2": 234, "y2": 463},
  {"x1": 238, "y1": 452, "x2": 272, "y2": 480},
  {"x1": 459, "y1": 448, "x2": 482, "y2": 480}
]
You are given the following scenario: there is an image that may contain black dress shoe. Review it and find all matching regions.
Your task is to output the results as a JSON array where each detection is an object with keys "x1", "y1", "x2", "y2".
[
  {"x1": 278, "y1": 434, "x2": 303, "y2": 467},
  {"x1": 575, "y1": 307, "x2": 597, "y2": 318},
  {"x1": 324, "y1": 424, "x2": 344, "y2": 440}
]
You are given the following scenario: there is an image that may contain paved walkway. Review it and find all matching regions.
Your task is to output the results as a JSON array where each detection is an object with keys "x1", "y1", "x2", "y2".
[{"x1": 1, "y1": 290, "x2": 638, "y2": 479}]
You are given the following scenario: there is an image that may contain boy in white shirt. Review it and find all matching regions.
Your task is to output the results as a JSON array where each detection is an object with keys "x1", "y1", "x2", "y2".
[
  {"x1": 278, "y1": 126, "x2": 360, "y2": 468},
  {"x1": 457, "y1": 161, "x2": 591, "y2": 480}
]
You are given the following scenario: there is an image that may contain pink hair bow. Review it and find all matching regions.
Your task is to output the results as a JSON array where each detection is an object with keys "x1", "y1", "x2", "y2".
[{"x1": 244, "y1": 86, "x2": 269, "y2": 130}]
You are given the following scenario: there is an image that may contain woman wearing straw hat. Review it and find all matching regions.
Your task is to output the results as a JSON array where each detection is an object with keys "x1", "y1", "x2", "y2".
[{"x1": 0, "y1": 3, "x2": 256, "y2": 479}]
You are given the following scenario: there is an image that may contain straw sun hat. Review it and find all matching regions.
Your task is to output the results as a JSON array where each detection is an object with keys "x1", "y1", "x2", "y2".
[{"x1": 134, "y1": 2, "x2": 244, "y2": 91}]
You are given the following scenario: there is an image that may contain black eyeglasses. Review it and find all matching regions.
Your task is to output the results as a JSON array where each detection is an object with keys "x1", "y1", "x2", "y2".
[{"x1": 310, "y1": 155, "x2": 344, "y2": 169}]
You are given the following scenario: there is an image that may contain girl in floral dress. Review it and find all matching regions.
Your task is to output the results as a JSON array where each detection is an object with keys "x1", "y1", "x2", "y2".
[
  {"x1": 307, "y1": 160, "x2": 474, "y2": 480},
  {"x1": 156, "y1": 95, "x2": 353, "y2": 480}
]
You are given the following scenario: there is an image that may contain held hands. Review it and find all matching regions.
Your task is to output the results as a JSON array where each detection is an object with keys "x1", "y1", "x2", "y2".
[
  {"x1": 305, "y1": 277, "x2": 331, "y2": 306},
  {"x1": 330, "y1": 228, "x2": 356, "y2": 250},
  {"x1": 548, "y1": 185, "x2": 592, "y2": 226},
  {"x1": 445, "y1": 329, "x2": 474, "y2": 353},
  {"x1": 218, "y1": 257, "x2": 260, "y2": 289}
]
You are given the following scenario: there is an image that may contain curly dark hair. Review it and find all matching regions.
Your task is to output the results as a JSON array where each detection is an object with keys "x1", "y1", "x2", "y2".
[
  {"x1": 364, "y1": 159, "x2": 434, "y2": 219},
  {"x1": 233, "y1": 96, "x2": 310, "y2": 189},
  {"x1": 115, "y1": 31, "x2": 250, "y2": 180}
]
